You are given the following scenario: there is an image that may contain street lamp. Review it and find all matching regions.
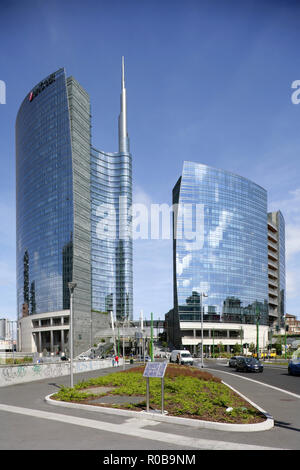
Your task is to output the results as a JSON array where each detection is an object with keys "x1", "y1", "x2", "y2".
[
  {"x1": 256, "y1": 301, "x2": 260, "y2": 360},
  {"x1": 200, "y1": 293, "x2": 208, "y2": 368},
  {"x1": 284, "y1": 316, "x2": 288, "y2": 360},
  {"x1": 68, "y1": 282, "x2": 77, "y2": 388}
]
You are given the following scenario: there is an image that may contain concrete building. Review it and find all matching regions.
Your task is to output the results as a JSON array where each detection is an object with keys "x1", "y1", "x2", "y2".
[
  {"x1": 267, "y1": 211, "x2": 286, "y2": 329},
  {"x1": 285, "y1": 314, "x2": 300, "y2": 335},
  {"x1": 0, "y1": 318, "x2": 10, "y2": 340}
]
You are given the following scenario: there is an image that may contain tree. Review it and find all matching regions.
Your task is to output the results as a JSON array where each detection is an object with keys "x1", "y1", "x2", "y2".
[{"x1": 233, "y1": 343, "x2": 242, "y2": 354}]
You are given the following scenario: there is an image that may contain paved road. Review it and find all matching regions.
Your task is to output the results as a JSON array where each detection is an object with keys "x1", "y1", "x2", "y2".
[
  {"x1": 204, "y1": 359, "x2": 300, "y2": 395},
  {"x1": 198, "y1": 359, "x2": 300, "y2": 450},
  {"x1": 0, "y1": 361, "x2": 299, "y2": 450}
]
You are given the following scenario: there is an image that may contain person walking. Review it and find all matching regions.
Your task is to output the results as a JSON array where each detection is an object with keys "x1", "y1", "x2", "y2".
[{"x1": 115, "y1": 355, "x2": 119, "y2": 366}]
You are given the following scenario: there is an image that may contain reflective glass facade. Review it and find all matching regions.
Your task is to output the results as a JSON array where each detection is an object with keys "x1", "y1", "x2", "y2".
[
  {"x1": 173, "y1": 162, "x2": 269, "y2": 325},
  {"x1": 16, "y1": 69, "x2": 74, "y2": 318},
  {"x1": 16, "y1": 63, "x2": 133, "y2": 356},
  {"x1": 91, "y1": 148, "x2": 133, "y2": 321}
]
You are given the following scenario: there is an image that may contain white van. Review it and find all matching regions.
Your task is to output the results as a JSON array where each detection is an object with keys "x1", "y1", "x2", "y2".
[{"x1": 170, "y1": 350, "x2": 193, "y2": 366}]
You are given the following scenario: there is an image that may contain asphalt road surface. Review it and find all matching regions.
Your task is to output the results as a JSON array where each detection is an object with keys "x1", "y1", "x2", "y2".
[{"x1": 0, "y1": 360, "x2": 299, "y2": 452}]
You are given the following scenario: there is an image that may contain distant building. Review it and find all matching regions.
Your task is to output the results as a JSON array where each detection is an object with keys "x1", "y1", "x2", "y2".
[
  {"x1": 0, "y1": 318, "x2": 10, "y2": 340},
  {"x1": 285, "y1": 314, "x2": 300, "y2": 335},
  {"x1": 0, "y1": 318, "x2": 15, "y2": 352},
  {"x1": 267, "y1": 212, "x2": 286, "y2": 329}
]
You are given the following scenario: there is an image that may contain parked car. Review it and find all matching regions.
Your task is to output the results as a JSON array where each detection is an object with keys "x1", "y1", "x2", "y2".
[
  {"x1": 170, "y1": 350, "x2": 194, "y2": 366},
  {"x1": 77, "y1": 354, "x2": 90, "y2": 361},
  {"x1": 288, "y1": 358, "x2": 300, "y2": 376},
  {"x1": 60, "y1": 355, "x2": 69, "y2": 361},
  {"x1": 228, "y1": 356, "x2": 243, "y2": 368},
  {"x1": 235, "y1": 357, "x2": 263, "y2": 373}
]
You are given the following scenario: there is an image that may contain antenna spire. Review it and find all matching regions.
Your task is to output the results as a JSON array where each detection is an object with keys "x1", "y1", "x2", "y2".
[
  {"x1": 122, "y1": 56, "x2": 125, "y2": 89},
  {"x1": 119, "y1": 56, "x2": 129, "y2": 153}
]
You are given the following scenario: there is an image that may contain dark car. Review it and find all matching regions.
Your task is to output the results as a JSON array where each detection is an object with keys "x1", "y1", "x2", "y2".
[
  {"x1": 60, "y1": 355, "x2": 69, "y2": 361},
  {"x1": 235, "y1": 357, "x2": 263, "y2": 373},
  {"x1": 288, "y1": 358, "x2": 300, "y2": 376},
  {"x1": 228, "y1": 356, "x2": 243, "y2": 368}
]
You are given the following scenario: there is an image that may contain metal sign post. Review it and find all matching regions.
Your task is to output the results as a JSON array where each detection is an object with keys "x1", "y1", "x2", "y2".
[
  {"x1": 146, "y1": 377, "x2": 150, "y2": 412},
  {"x1": 161, "y1": 377, "x2": 164, "y2": 414},
  {"x1": 143, "y1": 362, "x2": 167, "y2": 414}
]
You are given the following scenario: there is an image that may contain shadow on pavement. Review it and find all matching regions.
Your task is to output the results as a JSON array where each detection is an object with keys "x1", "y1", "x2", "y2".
[{"x1": 274, "y1": 420, "x2": 300, "y2": 433}]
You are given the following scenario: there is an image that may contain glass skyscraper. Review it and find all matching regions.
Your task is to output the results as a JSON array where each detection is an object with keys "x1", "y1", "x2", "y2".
[
  {"x1": 166, "y1": 161, "x2": 285, "y2": 354},
  {"x1": 90, "y1": 146, "x2": 133, "y2": 321},
  {"x1": 168, "y1": 161, "x2": 278, "y2": 350},
  {"x1": 16, "y1": 60, "x2": 133, "y2": 356}
]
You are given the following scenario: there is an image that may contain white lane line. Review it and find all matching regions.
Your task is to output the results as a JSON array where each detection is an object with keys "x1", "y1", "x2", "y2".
[
  {"x1": 0, "y1": 403, "x2": 280, "y2": 450},
  {"x1": 206, "y1": 368, "x2": 300, "y2": 399}
]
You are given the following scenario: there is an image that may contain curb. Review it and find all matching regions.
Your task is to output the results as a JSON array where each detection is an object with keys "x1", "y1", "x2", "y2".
[{"x1": 45, "y1": 383, "x2": 274, "y2": 432}]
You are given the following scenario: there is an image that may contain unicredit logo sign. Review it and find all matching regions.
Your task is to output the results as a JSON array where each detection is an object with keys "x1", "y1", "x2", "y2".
[{"x1": 29, "y1": 73, "x2": 56, "y2": 102}]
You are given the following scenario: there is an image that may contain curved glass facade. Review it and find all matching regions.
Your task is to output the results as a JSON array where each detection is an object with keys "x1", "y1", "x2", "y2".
[
  {"x1": 16, "y1": 61, "x2": 133, "y2": 354},
  {"x1": 173, "y1": 162, "x2": 269, "y2": 325},
  {"x1": 91, "y1": 147, "x2": 133, "y2": 321},
  {"x1": 16, "y1": 69, "x2": 74, "y2": 318}
]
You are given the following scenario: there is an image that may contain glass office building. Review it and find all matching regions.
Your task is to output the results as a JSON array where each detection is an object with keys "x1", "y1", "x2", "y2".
[
  {"x1": 91, "y1": 147, "x2": 133, "y2": 321},
  {"x1": 16, "y1": 69, "x2": 74, "y2": 318},
  {"x1": 16, "y1": 61, "x2": 133, "y2": 355},
  {"x1": 172, "y1": 162, "x2": 269, "y2": 329}
]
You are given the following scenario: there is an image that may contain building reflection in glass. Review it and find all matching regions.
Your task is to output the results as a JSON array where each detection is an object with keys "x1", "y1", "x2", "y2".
[{"x1": 173, "y1": 162, "x2": 269, "y2": 326}]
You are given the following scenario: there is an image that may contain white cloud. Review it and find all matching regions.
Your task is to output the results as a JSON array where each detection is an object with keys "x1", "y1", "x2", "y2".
[
  {"x1": 133, "y1": 185, "x2": 153, "y2": 208},
  {"x1": 270, "y1": 188, "x2": 300, "y2": 259}
]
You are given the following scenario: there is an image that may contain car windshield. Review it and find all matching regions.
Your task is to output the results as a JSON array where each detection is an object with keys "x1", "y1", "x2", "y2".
[
  {"x1": 291, "y1": 359, "x2": 300, "y2": 364},
  {"x1": 245, "y1": 358, "x2": 259, "y2": 364},
  {"x1": 181, "y1": 353, "x2": 191, "y2": 358}
]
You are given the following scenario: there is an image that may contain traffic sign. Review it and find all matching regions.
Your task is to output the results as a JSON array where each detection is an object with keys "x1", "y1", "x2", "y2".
[{"x1": 143, "y1": 361, "x2": 167, "y2": 378}]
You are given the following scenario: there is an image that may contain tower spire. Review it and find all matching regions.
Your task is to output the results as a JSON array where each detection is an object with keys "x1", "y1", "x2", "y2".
[
  {"x1": 118, "y1": 56, "x2": 129, "y2": 153},
  {"x1": 122, "y1": 56, "x2": 125, "y2": 90}
]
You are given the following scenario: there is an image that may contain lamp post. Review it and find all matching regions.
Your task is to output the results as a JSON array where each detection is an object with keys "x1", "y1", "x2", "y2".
[
  {"x1": 256, "y1": 302, "x2": 260, "y2": 360},
  {"x1": 9, "y1": 320, "x2": 16, "y2": 363},
  {"x1": 200, "y1": 293, "x2": 208, "y2": 368},
  {"x1": 68, "y1": 282, "x2": 77, "y2": 388},
  {"x1": 240, "y1": 326, "x2": 244, "y2": 356},
  {"x1": 284, "y1": 316, "x2": 287, "y2": 360},
  {"x1": 122, "y1": 325, "x2": 125, "y2": 370},
  {"x1": 150, "y1": 312, "x2": 154, "y2": 362}
]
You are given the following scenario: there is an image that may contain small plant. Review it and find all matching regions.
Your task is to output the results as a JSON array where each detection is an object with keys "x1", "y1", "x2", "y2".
[{"x1": 52, "y1": 364, "x2": 264, "y2": 424}]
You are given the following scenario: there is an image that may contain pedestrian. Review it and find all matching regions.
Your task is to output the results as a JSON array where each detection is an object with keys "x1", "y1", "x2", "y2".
[
  {"x1": 112, "y1": 357, "x2": 115, "y2": 367},
  {"x1": 115, "y1": 355, "x2": 119, "y2": 366}
]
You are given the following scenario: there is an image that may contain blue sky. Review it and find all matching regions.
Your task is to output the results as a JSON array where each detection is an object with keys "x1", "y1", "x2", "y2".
[{"x1": 0, "y1": 0, "x2": 300, "y2": 321}]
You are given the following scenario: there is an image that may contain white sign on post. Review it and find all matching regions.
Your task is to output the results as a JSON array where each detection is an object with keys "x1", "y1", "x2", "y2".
[{"x1": 143, "y1": 362, "x2": 168, "y2": 414}]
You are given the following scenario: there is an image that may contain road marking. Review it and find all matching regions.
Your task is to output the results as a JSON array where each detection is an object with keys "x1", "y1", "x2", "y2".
[
  {"x1": 206, "y1": 368, "x2": 300, "y2": 400},
  {"x1": 0, "y1": 403, "x2": 280, "y2": 450}
]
